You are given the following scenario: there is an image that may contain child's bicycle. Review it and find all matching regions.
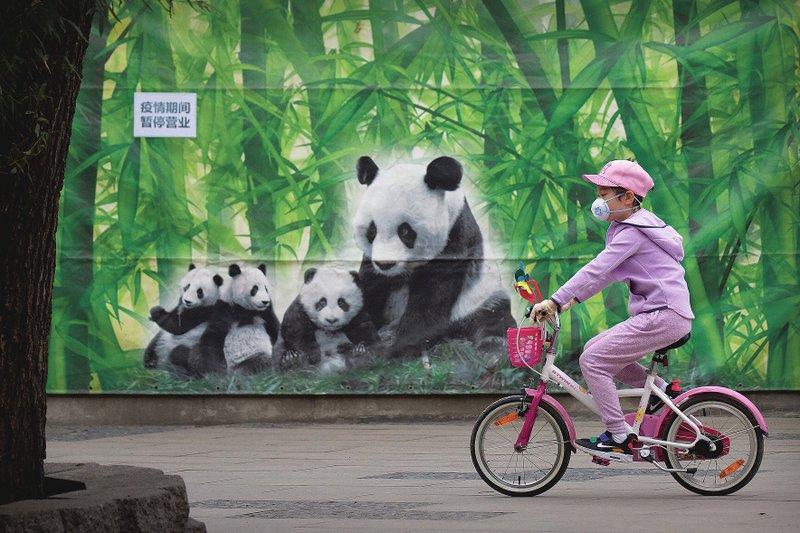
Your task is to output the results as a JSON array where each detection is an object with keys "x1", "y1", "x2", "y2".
[{"x1": 470, "y1": 272, "x2": 767, "y2": 497}]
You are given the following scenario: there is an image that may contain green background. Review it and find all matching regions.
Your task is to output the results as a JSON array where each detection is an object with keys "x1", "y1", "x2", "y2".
[{"x1": 49, "y1": 0, "x2": 799, "y2": 394}]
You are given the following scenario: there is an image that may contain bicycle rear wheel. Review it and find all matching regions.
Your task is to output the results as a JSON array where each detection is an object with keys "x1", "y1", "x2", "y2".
[
  {"x1": 662, "y1": 394, "x2": 764, "y2": 496},
  {"x1": 470, "y1": 395, "x2": 570, "y2": 496}
]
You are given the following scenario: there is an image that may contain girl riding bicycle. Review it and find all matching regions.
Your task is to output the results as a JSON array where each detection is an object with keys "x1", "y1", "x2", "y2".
[{"x1": 533, "y1": 160, "x2": 694, "y2": 463}]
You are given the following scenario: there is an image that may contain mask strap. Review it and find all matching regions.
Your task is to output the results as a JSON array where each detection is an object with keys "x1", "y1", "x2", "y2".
[{"x1": 607, "y1": 192, "x2": 641, "y2": 213}]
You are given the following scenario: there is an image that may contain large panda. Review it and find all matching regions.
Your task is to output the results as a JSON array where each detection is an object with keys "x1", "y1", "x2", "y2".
[
  {"x1": 353, "y1": 155, "x2": 516, "y2": 359},
  {"x1": 144, "y1": 264, "x2": 227, "y2": 372},
  {"x1": 277, "y1": 266, "x2": 380, "y2": 374}
]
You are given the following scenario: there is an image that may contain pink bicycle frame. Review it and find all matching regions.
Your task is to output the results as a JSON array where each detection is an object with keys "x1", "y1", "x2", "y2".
[{"x1": 513, "y1": 315, "x2": 768, "y2": 457}]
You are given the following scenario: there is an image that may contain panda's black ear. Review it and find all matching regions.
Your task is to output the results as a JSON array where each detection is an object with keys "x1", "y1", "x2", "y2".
[
  {"x1": 188, "y1": 263, "x2": 196, "y2": 271},
  {"x1": 257, "y1": 264, "x2": 267, "y2": 275},
  {"x1": 229, "y1": 264, "x2": 242, "y2": 277},
  {"x1": 357, "y1": 156, "x2": 379, "y2": 186},
  {"x1": 303, "y1": 267, "x2": 318, "y2": 284},
  {"x1": 424, "y1": 156, "x2": 462, "y2": 191},
  {"x1": 213, "y1": 274, "x2": 224, "y2": 287},
  {"x1": 349, "y1": 271, "x2": 360, "y2": 285}
]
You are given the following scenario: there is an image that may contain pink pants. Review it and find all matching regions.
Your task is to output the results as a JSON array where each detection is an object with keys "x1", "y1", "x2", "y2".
[{"x1": 579, "y1": 309, "x2": 692, "y2": 435}]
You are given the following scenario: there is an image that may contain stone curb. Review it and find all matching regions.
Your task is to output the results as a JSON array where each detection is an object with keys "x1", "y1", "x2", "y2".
[
  {"x1": 0, "y1": 463, "x2": 206, "y2": 533},
  {"x1": 46, "y1": 391, "x2": 800, "y2": 425}
]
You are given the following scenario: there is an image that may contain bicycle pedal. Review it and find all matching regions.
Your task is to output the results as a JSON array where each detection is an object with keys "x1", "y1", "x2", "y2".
[{"x1": 591, "y1": 456, "x2": 611, "y2": 466}]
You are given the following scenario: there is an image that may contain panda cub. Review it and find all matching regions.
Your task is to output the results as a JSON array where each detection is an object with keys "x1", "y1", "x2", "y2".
[
  {"x1": 352, "y1": 155, "x2": 517, "y2": 360},
  {"x1": 145, "y1": 264, "x2": 226, "y2": 372},
  {"x1": 216, "y1": 263, "x2": 281, "y2": 375},
  {"x1": 278, "y1": 267, "x2": 379, "y2": 374}
]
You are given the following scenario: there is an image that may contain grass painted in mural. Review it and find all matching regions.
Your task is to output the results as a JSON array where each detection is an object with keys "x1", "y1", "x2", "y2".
[{"x1": 49, "y1": 0, "x2": 799, "y2": 393}]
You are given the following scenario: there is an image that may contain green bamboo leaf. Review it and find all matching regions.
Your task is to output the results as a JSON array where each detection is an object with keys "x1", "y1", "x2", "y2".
[
  {"x1": 118, "y1": 305, "x2": 152, "y2": 328},
  {"x1": 317, "y1": 87, "x2": 376, "y2": 147},
  {"x1": 90, "y1": 35, "x2": 137, "y2": 64},
  {"x1": 65, "y1": 143, "x2": 128, "y2": 182},
  {"x1": 206, "y1": 217, "x2": 248, "y2": 255},
  {"x1": 646, "y1": 42, "x2": 732, "y2": 74},
  {"x1": 510, "y1": 181, "x2": 544, "y2": 259},
  {"x1": 524, "y1": 29, "x2": 616, "y2": 44},
  {"x1": 256, "y1": 219, "x2": 313, "y2": 244},
  {"x1": 117, "y1": 139, "x2": 141, "y2": 253},
  {"x1": 761, "y1": 285, "x2": 800, "y2": 327},
  {"x1": 304, "y1": 78, "x2": 370, "y2": 88},
  {"x1": 320, "y1": 9, "x2": 422, "y2": 26},
  {"x1": 544, "y1": 44, "x2": 621, "y2": 137},
  {"x1": 688, "y1": 15, "x2": 774, "y2": 52},
  {"x1": 133, "y1": 266, "x2": 143, "y2": 305},
  {"x1": 729, "y1": 169, "x2": 747, "y2": 240}
]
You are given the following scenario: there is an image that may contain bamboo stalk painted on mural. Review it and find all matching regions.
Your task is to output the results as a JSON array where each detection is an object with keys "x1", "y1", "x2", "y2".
[{"x1": 49, "y1": 0, "x2": 800, "y2": 393}]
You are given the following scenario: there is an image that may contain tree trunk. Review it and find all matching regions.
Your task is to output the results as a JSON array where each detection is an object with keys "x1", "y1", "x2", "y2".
[{"x1": 0, "y1": 1, "x2": 96, "y2": 504}]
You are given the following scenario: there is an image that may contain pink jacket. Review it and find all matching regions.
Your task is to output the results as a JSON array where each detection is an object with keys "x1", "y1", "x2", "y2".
[{"x1": 551, "y1": 209, "x2": 694, "y2": 319}]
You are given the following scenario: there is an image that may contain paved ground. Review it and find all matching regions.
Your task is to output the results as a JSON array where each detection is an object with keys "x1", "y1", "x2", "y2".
[{"x1": 46, "y1": 414, "x2": 800, "y2": 532}]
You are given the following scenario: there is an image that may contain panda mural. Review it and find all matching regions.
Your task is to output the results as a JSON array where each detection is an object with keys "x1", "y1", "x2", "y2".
[
  {"x1": 144, "y1": 264, "x2": 227, "y2": 372},
  {"x1": 353, "y1": 155, "x2": 517, "y2": 360},
  {"x1": 216, "y1": 263, "x2": 281, "y2": 375},
  {"x1": 149, "y1": 263, "x2": 280, "y2": 377},
  {"x1": 277, "y1": 266, "x2": 380, "y2": 374}
]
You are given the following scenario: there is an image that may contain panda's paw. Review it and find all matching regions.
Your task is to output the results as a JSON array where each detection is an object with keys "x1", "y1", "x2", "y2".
[
  {"x1": 377, "y1": 325, "x2": 396, "y2": 344},
  {"x1": 279, "y1": 350, "x2": 307, "y2": 371},
  {"x1": 149, "y1": 305, "x2": 167, "y2": 322},
  {"x1": 353, "y1": 342, "x2": 367, "y2": 355}
]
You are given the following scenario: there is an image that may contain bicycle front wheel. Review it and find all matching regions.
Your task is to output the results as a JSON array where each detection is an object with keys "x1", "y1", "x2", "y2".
[
  {"x1": 662, "y1": 394, "x2": 764, "y2": 496},
  {"x1": 470, "y1": 395, "x2": 571, "y2": 496}
]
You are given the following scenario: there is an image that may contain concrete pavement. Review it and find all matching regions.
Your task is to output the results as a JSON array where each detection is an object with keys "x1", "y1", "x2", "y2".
[{"x1": 46, "y1": 415, "x2": 800, "y2": 532}]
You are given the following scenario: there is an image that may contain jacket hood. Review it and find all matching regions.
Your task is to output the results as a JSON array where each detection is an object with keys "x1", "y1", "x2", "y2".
[{"x1": 616, "y1": 209, "x2": 685, "y2": 262}]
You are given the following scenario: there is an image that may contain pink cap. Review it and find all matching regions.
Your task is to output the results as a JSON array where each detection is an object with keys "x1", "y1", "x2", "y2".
[{"x1": 582, "y1": 160, "x2": 654, "y2": 198}]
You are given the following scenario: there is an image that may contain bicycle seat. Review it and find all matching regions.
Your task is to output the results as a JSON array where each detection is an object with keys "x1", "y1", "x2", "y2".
[{"x1": 655, "y1": 333, "x2": 691, "y2": 354}]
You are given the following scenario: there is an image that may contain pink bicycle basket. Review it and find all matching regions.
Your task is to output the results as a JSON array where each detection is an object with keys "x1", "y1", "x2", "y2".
[{"x1": 507, "y1": 326, "x2": 544, "y2": 367}]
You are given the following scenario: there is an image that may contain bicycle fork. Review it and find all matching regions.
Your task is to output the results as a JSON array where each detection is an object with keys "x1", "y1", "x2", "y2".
[{"x1": 514, "y1": 382, "x2": 547, "y2": 452}]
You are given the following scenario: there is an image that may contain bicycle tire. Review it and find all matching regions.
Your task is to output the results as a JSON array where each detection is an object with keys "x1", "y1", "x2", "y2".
[
  {"x1": 470, "y1": 395, "x2": 571, "y2": 496},
  {"x1": 662, "y1": 393, "x2": 764, "y2": 496}
]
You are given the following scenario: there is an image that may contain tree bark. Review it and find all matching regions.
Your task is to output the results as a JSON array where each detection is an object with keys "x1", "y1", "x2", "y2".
[{"x1": 0, "y1": 1, "x2": 96, "y2": 503}]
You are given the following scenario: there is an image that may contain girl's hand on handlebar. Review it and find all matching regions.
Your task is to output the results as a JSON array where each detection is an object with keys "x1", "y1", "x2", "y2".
[
  {"x1": 532, "y1": 300, "x2": 558, "y2": 321},
  {"x1": 561, "y1": 298, "x2": 576, "y2": 313}
]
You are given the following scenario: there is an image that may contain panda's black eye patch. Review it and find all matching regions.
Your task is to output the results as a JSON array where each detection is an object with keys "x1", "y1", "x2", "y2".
[
  {"x1": 197, "y1": 288, "x2": 204, "y2": 299},
  {"x1": 183, "y1": 284, "x2": 190, "y2": 292},
  {"x1": 397, "y1": 222, "x2": 417, "y2": 248},
  {"x1": 338, "y1": 298, "x2": 349, "y2": 312},
  {"x1": 315, "y1": 298, "x2": 327, "y2": 312},
  {"x1": 366, "y1": 221, "x2": 377, "y2": 243},
  {"x1": 250, "y1": 285, "x2": 258, "y2": 297}
]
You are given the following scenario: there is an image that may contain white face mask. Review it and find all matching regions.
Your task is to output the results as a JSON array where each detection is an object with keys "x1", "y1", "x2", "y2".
[{"x1": 590, "y1": 192, "x2": 639, "y2": 221}]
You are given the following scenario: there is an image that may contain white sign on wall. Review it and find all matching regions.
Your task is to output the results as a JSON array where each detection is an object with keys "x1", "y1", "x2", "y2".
[{"x1": 133, "y1": 92, "x2": 197, "y2": 138}]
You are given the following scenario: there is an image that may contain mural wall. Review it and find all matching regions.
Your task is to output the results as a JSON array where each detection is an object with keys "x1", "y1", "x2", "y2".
[{"x1": 49, "y1": 0, "x2": 799, "y2": 394}]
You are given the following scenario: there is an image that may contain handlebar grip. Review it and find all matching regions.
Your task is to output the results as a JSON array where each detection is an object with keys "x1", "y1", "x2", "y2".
[{"x1": 524, "y1": 305, "x2": 533, "y2": 318}]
